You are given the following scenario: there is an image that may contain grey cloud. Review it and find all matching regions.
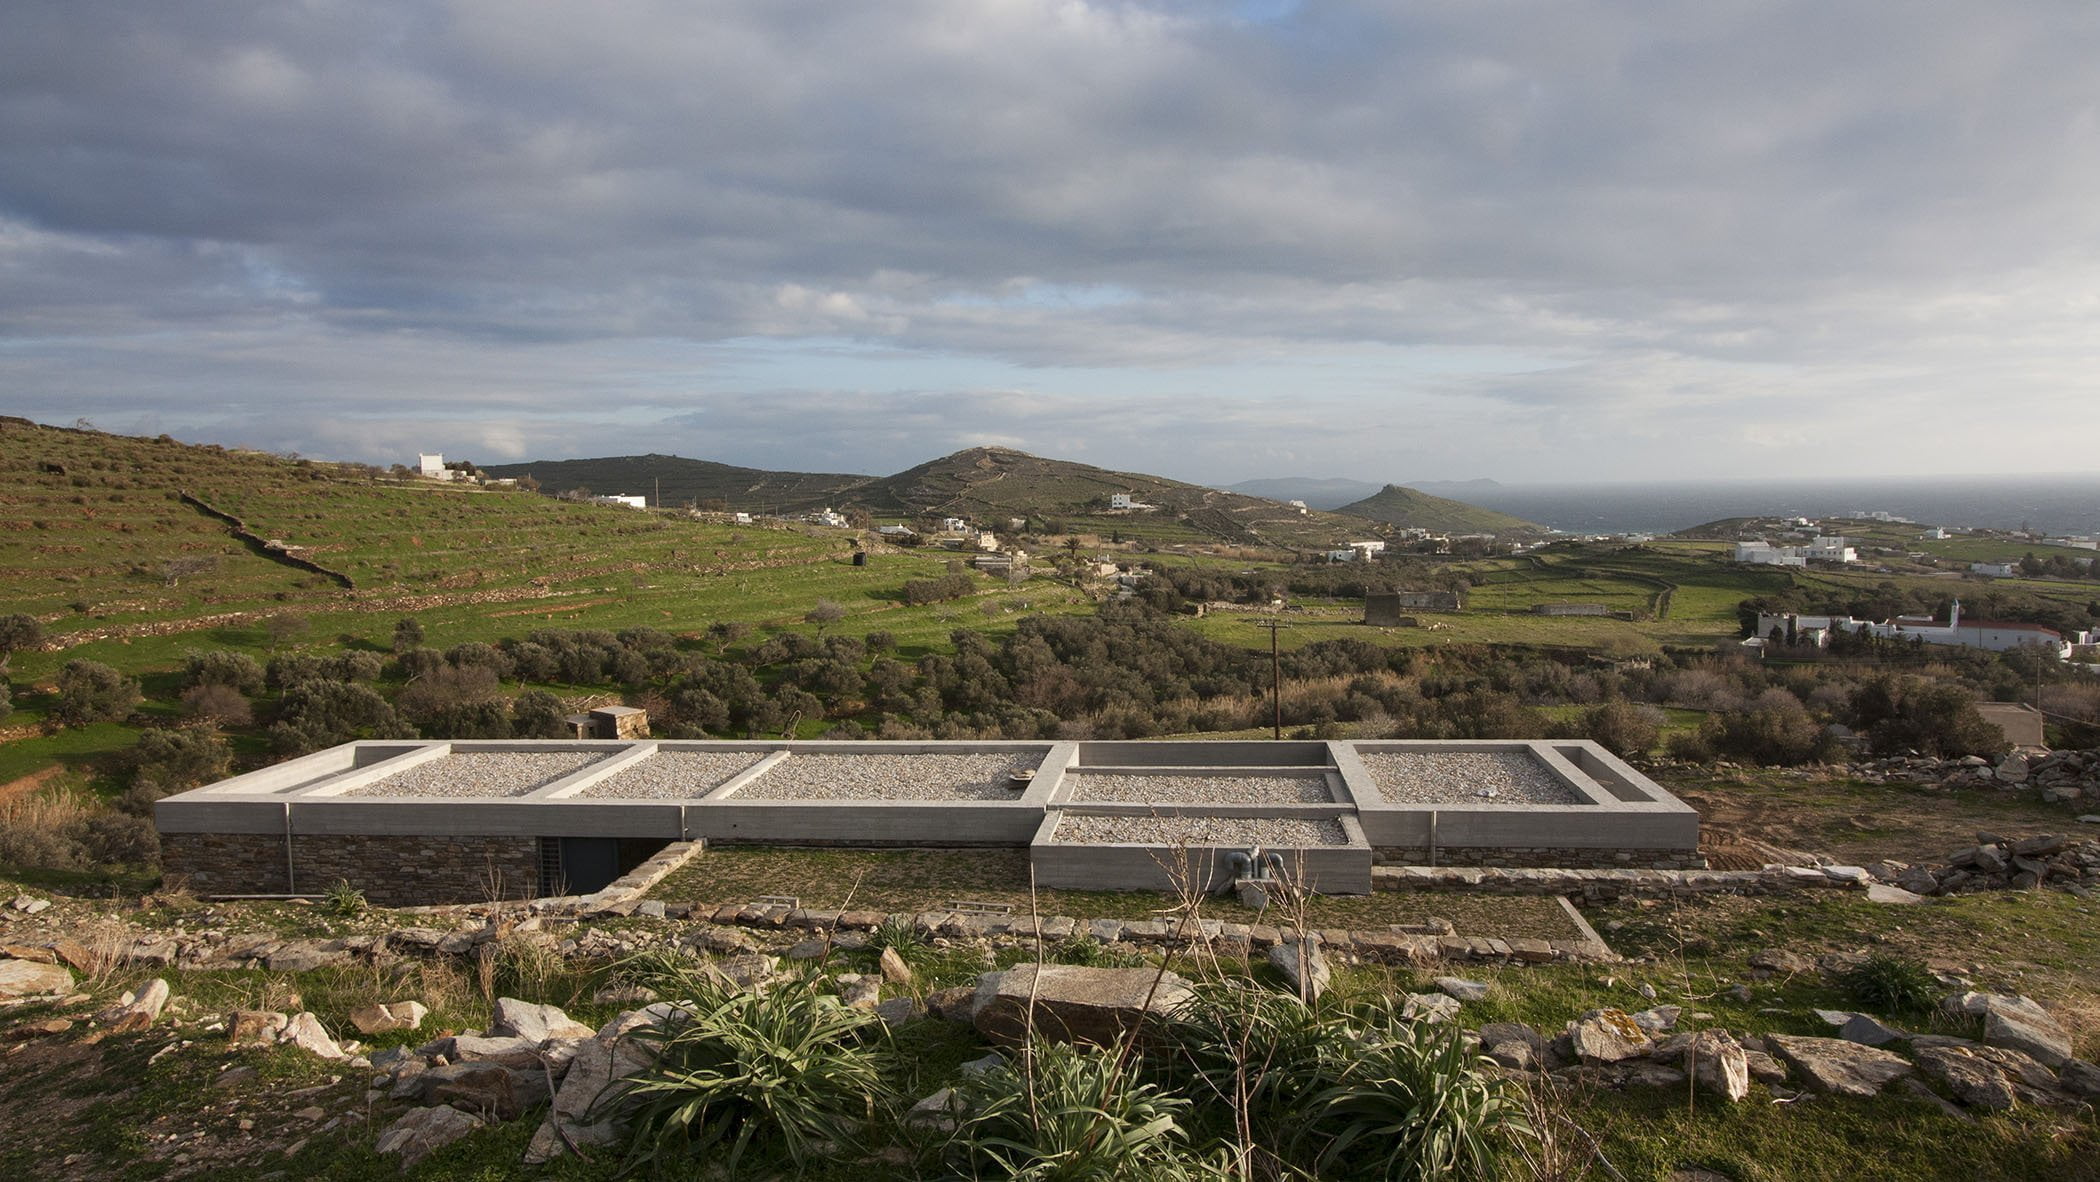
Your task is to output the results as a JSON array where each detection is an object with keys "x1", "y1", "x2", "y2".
[{"x1": 3, "y1": 1, "x2": 2098, "y2": 480}]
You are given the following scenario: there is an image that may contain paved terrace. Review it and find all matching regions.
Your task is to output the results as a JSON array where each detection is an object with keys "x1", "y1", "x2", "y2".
[{"x1": 156, "y1": 739, "x2": 1700, "y2": 900}]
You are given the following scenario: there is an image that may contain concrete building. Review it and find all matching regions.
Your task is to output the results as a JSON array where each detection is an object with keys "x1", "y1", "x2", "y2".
[
  {"x1": 1734, "y1": 542, "x2": 1806, "y2": 567},
  {"x1": 1365, "y1": 591, "x2": 1462, "y2": 625},
  {"x1": 562, "y1": 705, "x2": 651, "y2": 740},
  {"x1": 592, "y1": 495, "x2": 648, "y2": 510},
  {"x1": 416, "y1": 453, "x2": 453, "y2": 481},
  {"x1": 1970, "y1": 562, "x2": 2018, "y2": 578},
  {"x1": 156, "y1": 738, "x2": 1701, "y2": 904}
]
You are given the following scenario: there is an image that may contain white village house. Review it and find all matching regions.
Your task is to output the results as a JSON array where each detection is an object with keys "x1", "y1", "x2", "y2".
[{"x1": 1756, "y1": 600, "x2": 2090, "y2": 661}]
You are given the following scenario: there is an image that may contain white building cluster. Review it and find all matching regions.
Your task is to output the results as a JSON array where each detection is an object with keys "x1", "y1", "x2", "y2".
[
  {"x1": 1733, "y1": 537, "x2": 1858, "y2": 566},
  {"x1": 1755, "y1": 600, "x2": 2090, "y2": 661}
]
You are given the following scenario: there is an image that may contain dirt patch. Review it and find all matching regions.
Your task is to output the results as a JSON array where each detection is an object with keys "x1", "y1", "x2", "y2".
[
  {"x1": 1666, "y1": 770, "x2": 2084, "y2": 868},
  {"x1": 0, "y1": 765, "x2": 65, "y2": 807}
]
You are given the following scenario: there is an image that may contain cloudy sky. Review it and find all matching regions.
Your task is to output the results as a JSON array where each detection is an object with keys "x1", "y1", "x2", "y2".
[{"x1": 4, "y1": 1, "x2": 2097, "y2": 486}]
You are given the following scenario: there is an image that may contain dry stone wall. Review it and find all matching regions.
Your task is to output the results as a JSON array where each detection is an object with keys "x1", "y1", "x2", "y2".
[{"x1": 162, "y1": 833, "x2": 541, "y2": 905}]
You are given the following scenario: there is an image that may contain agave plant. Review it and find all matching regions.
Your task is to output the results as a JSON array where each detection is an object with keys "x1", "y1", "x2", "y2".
[
  {"x1": 607, "y1": 962, "x2": 894, "y2": 1175},
  {"x1": 1158, "y1": 978, "x2": 1340, "y2": 1146},
  {"x1": 1299, "y1": 1017, "x2": 1531, "y2": 1182},
  {"x1": 953, "y1": 1038, "x2": 1198, "y2": 1182}
]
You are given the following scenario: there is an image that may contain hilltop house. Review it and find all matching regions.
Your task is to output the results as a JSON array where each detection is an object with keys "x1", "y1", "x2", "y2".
[
  {"x1": 416, "y1": 453, "x2": 453, "y2": 481},
  {"x1": 592, "y1": 494, "x2": 648, "y2": 509},
  {"x1": 1735, "y1": 538, "x2": 1856, "y2": 566}
]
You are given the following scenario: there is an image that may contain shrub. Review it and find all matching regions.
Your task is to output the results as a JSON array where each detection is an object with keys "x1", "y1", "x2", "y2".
[
  {"x1": 0, "y1": 680, "x2": 10, "y2": 725},
  {"x1": 270, "y1": 680, "x2": 411, "y2": 754},
  {"x1": 1843, "y1": 954, "x2": 1938, "y2": 1016},
  {"x1": 183, "y1": 649, "x2": 264, "y2": 693},
  {"x1": 128, "y1": 727, "x2": 231, "y2": 795},
  {"x1": 324, "y1": 878, "x2": 368, "y2": 917},
  {"x1": 1582, "y1": 699, "x2": 1662, "y2": 758},
  {"x1": 608, "y1": 963, "x2": 893, "y2": 1175},
  {"x1": 392, "y1": 616, "x2": 425, "y2": 653},
  {"x1": 511, "y1": 689, "x2": 569, "y2": 739},
  {"x1": 952, "y1": 1039, "x2": 1196, "y2": 1181},
  {"x1": 901, "y1": 573, "x2": 976, "y2": 606},
  {"x1": 0, "y1": 613, "x2": 43, "y2": 665},
  {"x1": 54, "y1": 659, "x2": 141, "y2": 725},
  {"x1": 262, "y1": 612, "x2": 310, "y2": 647},
  {"x1": 178, "y1": 680, "x2": 251, "y2": 726}
]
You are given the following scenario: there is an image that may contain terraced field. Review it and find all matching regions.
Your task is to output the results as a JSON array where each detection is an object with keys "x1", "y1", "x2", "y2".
[{"x1": 0, "y1": 423, "x2": 1093, "y2": 681}]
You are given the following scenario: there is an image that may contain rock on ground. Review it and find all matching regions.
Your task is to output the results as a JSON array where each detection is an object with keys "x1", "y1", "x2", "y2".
[
  {"x1": 350, "y1": 1000, "x2": 429, "y2": 1035},
  {"x1": 1433, "y1": 976, "x2": 1491, "y2": 1003},
  {"x1": 0, "y1": 959, "x2": 73, "y2": 999},
  {"x1": 1839, "y1": 1013, "x2": 1907, "y2": 1047},
  {"x1": 1915, "y1": 1044, "x2": 2074, "y2": 1110},
  {"x1": 375, "y1": 1105, "x2": 486, "y2": 1168},
  {"x1": 492, "y1": 998, "x2": 594, "y2": 1043},
  {"x1": 1566, "y1": 1009, "x2": 1652, "y2": 1064},
  {"x1": 1979, "y1": 995, "x2": 2074, "y2": 1068},
  {"x1": 280, "y1": 1012, "x2": 346, "y2": 1060},
  {"x1": 523, "y1": 1005, "x2": 676, "y2": 1164},
  {"x1": 1767, "y1": 1034, "x2": 1913, "y2": 1097},
  {"x1": 971, "y1": 964, "x2": 1193, "y2": 1048},
  {"x1": 1268, "y1": 941, "x2": 1331, "y2": 1001}
]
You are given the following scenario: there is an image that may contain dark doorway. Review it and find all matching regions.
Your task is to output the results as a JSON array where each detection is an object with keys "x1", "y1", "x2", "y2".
[{"x1": 556, "y1": 837, "x2": 621, "y2": 895}]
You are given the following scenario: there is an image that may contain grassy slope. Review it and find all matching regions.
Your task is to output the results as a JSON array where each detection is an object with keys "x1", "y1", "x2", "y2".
[{"x1": 0, "y1": 423, "x2": 1096, "y2": 780}]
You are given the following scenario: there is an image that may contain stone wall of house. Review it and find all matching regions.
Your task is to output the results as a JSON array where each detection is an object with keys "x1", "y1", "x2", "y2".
[
  {"x1": 161, "y1": 833, "x2": 542, "y2": 905},
  {"x1": 1371, "y1": 845, "x2": 1708, "y2": 871}
]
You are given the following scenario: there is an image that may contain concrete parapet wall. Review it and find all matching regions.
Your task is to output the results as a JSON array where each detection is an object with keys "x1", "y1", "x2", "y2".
[
  {"x1": 1372, "y1": 846, "x2": 1708, "y2": 870},
  {"x1": 696, "y1": 801, "x2": 1043, "y2": 846}
]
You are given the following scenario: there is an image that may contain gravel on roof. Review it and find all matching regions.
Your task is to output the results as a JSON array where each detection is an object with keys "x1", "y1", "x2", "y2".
[
  {"x1": 1066, "y1": 773, "x2": 1332, "y2": 804},
  {"x1": 1054, "y1": 815, "x2": 1350, "y2": 846},
  {"x1": 732, "y1": 751, "x2": 1042, "y2": 800},
  {"x1": 1356, "y1": 751, "x2": 1585, "y2": 804},
  {"x1": 578, "y1": 750, "x2": 770, "y2": 799},
  {"x1": 349, "y1": 751, "x2": 608, "y2": 798}
]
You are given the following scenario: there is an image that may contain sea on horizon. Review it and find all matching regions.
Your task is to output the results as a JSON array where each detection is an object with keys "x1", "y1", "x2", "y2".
[{"x1": 1449, "y1": 474, "x2": 2100, "y2": 538}]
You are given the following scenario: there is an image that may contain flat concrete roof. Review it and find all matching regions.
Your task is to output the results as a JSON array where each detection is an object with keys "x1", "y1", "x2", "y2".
[{"x1": 157, "y1": 738, "x2": 1698, "y2": 853}]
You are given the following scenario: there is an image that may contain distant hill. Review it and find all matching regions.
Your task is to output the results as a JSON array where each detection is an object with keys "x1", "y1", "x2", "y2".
[
  {"x1": 1219, "y1": 476, "x2": 1384, "y2": 510},
  {"x1": 840, "y1": 446, "x2": 1371, "y2": 548},
  {"x1": 496, "y1": 446, "x2": 1448, "y2": 550},
  {"x1": 480, "y1": 453, "x2": 871, "y2": 511},
  {"x1": 1333, "y1": 484, "x2": 1551, "y2": 537}
]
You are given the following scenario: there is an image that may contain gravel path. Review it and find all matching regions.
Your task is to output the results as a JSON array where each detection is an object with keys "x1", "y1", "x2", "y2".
[
  {"x1": 1054, "y1": 815, "x2": 1349, "y2": 846},
  {"x1": 1067, "y1": 773, "x2": 1332, "y2": 804},
  {"x1": 579, "y1": 750, "x2": 770, "y2": 799},
  {"x1": 1356, "y1": 751, "x2": 1584, "y2": 804},
  {"x1": 733, "y1": 752, "x2": 1042, "y2": 800},
  {"x1": 350, "y1": 751, "x2": 607, "y2": 798}
]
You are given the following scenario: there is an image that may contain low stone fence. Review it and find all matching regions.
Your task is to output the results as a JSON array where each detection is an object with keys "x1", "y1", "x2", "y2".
[{"x1": 1372, "y1": 863, "x2": 1870, "y2": 903}]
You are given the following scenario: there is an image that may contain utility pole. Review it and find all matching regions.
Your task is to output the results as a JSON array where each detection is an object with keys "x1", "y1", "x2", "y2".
[{"x1": 1253, "y1": 616, "x2": 1286, "y2": 739}]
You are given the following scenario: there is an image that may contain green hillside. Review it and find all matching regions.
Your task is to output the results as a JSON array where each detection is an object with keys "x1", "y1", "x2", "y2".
[
  {"x1": 1333, "y1": 484, "x2": 1551, "y2": 537},
  {"x1": 0, "y1": 423, "x2": 1075, "y2": 674},
  {"x1": 479, "y1": 453, "x2": 871, "y2": 512}
]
